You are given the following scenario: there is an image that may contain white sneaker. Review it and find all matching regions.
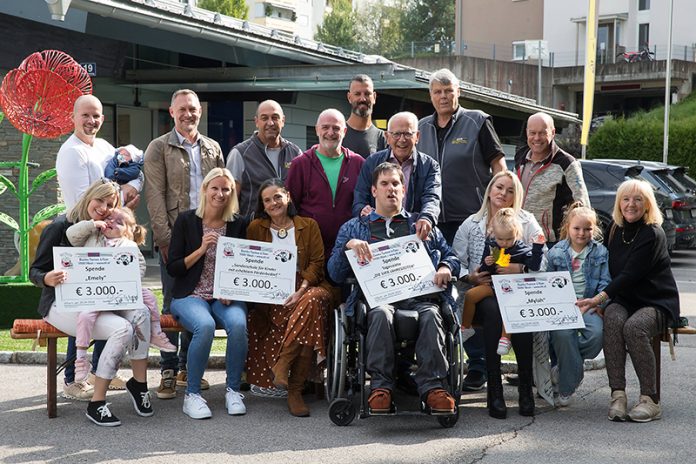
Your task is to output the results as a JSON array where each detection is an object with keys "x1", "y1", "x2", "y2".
[
  {"x1": 225, "y1": 388, "x2": 247, "y2": 416},
  {"x1": 557, "y1": 392, "x2": 574, "y2": 407},
  {"x1": 249, "y1": 384, "x2": 288, "y2": 398},
  {"x1": 183, "y1": 393, "x2": 212, "y2": 419}
]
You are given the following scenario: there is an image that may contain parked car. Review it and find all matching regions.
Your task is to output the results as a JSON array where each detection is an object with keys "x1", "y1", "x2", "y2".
[
  {"x1": 579, "y1": 160, "x2": 677, "y2": 252},
  {"x1": 593, "y1": 159, "x2": 696, "y2": 249}
]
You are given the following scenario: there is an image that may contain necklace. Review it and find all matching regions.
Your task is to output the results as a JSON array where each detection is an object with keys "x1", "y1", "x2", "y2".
[
  {"x1": 621, "y1": 227, "x2": 639, "y2": 245},
  {"x1": 271, "y1": 219, "x2": 293, "y2": 239}
]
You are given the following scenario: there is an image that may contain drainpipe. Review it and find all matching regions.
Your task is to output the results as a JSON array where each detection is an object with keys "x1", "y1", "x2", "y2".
[{"x1": 45, "y1": 0, "x2": 72, "y2": 21}]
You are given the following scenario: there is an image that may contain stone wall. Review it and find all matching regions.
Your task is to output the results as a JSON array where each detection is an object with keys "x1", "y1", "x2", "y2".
[{"x1": 0, "y1": 121, "x2": 67, "y2": 276}]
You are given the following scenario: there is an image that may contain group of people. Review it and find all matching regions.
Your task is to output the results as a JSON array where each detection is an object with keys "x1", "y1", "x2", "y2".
[{"x1": 30, "y1": 68, "x2": 680, "y2": 427}]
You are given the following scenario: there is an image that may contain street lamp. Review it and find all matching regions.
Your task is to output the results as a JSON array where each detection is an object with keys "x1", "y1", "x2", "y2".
[{"x1": 663, "y1": 0, "x2": 674, "y2": 164}]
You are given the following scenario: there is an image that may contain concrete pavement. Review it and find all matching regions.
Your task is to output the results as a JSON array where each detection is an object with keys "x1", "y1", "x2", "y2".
[
  {"x1": 1, "y1": 251, "x2": 694, "y2": 463},
  {"x1": 0, "y1": 333, "x2": 694, "y2": 463}
]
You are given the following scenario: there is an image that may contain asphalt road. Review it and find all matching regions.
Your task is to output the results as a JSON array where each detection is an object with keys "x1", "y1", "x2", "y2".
[{"x1": 1, "y1": 251, "x2": 694, "y2": 463}]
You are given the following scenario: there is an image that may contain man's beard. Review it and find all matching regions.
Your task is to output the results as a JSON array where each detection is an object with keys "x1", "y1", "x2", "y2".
[{"x1": 351, "y1": 104, "x2": 372, "y2": 118}]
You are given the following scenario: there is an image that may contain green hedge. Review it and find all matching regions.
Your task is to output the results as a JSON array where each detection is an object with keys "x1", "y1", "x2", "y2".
[
  {"x1": 587, "y1": 93, "x2": 696, "y2": 175},
  {"x1": 0, "y1": 283, "x2": 42, "y2": 328}
]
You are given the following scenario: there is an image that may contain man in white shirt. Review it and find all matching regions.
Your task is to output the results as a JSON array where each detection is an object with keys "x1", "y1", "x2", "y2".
[
  {"x1": 56, "y1": 95, "x2": 140, "y2": 210},
  {"x1": 54, "y1": 94, "x2": 140, "y2": 400}
]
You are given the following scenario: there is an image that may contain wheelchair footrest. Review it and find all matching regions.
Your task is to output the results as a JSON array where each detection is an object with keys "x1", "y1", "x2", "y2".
[
  {"x1": 369, "y1": 403, "x2": 397, "y2": 415},
  {"x1": 421, "y1": 402, "x2": 457, "y2": 416}
]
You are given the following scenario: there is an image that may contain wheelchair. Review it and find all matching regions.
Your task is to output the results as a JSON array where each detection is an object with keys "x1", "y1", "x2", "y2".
[{"x1": 325, "y1": 280, "x2": 465, "y2": 428}]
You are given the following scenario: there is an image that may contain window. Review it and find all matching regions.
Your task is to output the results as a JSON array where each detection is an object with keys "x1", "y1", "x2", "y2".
[
  {"x1": 639, "y1": 0, "x2": 650, "y2": 11},
  {"x1": 638, "y1": 23, "x2": 649, "y2": 48},
  {"x1": 512, "y1": 41, "x2": 526, "y2": 60}
]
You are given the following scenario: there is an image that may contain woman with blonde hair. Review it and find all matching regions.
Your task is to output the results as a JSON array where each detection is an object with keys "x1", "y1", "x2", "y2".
[
  {"x1": 31, "y1": 179, "x2": 153, "y2": 426},
  {"x1": 578, "y1": 179, "x2": 680, "y2": 423},
  {"x1": 452, "y1": 170, "x2": 546, "y2": 419},
  {"x1": 167, "y1": 168, "x2": 249, "y2": 419}
]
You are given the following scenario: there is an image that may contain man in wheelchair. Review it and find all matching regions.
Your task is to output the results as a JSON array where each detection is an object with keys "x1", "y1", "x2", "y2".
[{"x1": 328, "y1": 162, "x2": 461, "y2": 414}]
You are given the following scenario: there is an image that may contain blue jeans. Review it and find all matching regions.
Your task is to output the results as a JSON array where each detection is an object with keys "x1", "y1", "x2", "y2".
[
  {"x1": 170, "y1": 296, "x2": 247, "y2": 394},
  {"x1": 64, "y1": 337, "x2": 105, "y2": 384},
  {"x1": 549, "y1": 311, "x2": 603, "y2": 395},
  {"x1": 159, "y1": 251, "x2": 189, "y2": 372}
]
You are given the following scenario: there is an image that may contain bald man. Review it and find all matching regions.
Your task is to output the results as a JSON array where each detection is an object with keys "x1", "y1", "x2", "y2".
[
  {"x1": 514, "y1": 112, "x2": 590, "y2": 244},
  {"x1": 286, "y1": 109, "x2": 365, "y2": 259},
  {"x1": 56, "y1": 95, "x2": 140, "y2": 209},
  {"x1": 55, "y1": 94, "x2": 141, "y2": 399},
  {"x1": 226, "y1": 100, "x2": 301, "y2": 216}
]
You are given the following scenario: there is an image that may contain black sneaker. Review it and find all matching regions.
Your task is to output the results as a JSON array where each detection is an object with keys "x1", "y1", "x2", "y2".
[
  {"x1": 86, "y1": 401, "x2": 121, "y2": 427},
  {"x1": 462, "y1": 370, "x2": 487, "y2": 391},
  {"x1": 126, "y1": 378, "x2": 154, "y2": 417}
]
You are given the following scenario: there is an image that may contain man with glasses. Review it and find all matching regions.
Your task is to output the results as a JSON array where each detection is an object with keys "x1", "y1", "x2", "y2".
[
  {"x1": 342, "y1": 74, "x2": 386, "y2": 158},
  {"x1": 352, "y1": 111, "x2": 441, "y2": 241}
]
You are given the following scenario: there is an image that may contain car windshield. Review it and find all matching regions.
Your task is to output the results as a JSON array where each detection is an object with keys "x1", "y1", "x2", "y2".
[
  {"x1": 672, "y1": 170, "x2": 696, "y2": 193},
  {"x1": 653, "y1": 170, "x2": 689, "y2": 193}
]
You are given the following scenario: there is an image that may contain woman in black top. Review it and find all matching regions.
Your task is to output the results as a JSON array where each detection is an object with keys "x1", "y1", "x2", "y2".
[
  {"x1": 167, "y1": 168, "x2": 249, "y2": 420},
  {"x1": 578, "y1": 179, "x2": 680, "y2": 423}
]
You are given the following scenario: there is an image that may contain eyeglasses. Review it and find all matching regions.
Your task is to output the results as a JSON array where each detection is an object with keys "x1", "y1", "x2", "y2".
[{"x1": 388, "y1": 131, "x2": 415, "y2": 140}]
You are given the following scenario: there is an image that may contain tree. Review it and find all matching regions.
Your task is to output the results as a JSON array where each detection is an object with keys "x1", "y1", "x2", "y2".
[
  {"x1": 400, "y1": 0, "x2": 455, "y2": 46},
  {"x1": 197, "y1": 0, "x2": 249, "y2": 20},
  {"x1": 354, "y1": 0, "x2": 404, "y2": 57},
  {"x1": 314, "y1": 0, "x2": 358, "y2": 51}
]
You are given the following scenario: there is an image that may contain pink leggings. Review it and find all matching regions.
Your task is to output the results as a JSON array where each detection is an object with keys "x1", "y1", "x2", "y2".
[
  {"x1": 75, "y1": 288, "x2": 162, "y2": 348},
  {"x1": 45, "y1": 306, "x2": 150, "y2": 380}
]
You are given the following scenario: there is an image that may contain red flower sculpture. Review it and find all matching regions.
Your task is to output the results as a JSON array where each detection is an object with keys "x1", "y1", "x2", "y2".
[{"x1": 0, "y1": 50, "x2": 92, "y2": 139}]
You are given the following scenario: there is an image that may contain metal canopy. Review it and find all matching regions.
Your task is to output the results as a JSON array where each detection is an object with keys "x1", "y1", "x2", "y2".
[{"x1": 125, "y1": 64, "x2": 421, "y2": 91}]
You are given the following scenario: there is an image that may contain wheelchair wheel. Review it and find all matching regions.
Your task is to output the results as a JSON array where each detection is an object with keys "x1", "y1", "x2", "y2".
[
  {"x1": 437, "y1": 408, "x2": 459, "y2": 428},
  {"x1": 329, "y1": 398, "x2": 356, "y2": 426},
  {"x1": 325, "y1": 306, "x2": 348, "y2": 402}
]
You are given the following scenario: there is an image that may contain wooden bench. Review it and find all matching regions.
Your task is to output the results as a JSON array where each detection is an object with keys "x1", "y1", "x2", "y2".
[
  {"x1": 653, "y1": 325, "x2": 696, "y2": 398},
  {"x1": 10, "y1": 315, "x2": 183, "y2": 418}
]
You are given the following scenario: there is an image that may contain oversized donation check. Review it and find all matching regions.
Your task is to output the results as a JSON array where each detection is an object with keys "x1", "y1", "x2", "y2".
[
  {"x1": 491, "y1": 271, "x2": 585, "y2": 333},
  {"x1": 346, "y1": 234, "x2": 443, "y2": 309},
  {"x1": 53, "y1": 247, "x2": 143, "y2": 312},
  {"x1": 213, "y1": 237, "x2": 297, "y2": 305}
]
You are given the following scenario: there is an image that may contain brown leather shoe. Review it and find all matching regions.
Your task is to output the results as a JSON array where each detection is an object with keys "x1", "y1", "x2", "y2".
[
  {"x1": 426, "y1": 388, "x2": 456, "y2": 413},
  {"x1": 368, "y1": 388, "x2": 392, "y2": 413},
  {"x1": 287, "y1": 347, "x2": 313, "y2": 417}
]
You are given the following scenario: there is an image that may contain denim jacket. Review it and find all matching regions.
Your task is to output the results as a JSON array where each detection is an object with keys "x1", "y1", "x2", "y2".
[
  {"x1": 546, "y1": 239, "x2": 611, "y2": 299},
  {"x1": 328, "y1": 210, "x2": 460, "y2": 315}
]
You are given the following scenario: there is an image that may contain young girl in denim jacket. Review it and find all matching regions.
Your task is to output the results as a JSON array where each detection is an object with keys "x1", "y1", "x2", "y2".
[{"x1": 546, "y1": 202, "x2": 610, "y2": 407}]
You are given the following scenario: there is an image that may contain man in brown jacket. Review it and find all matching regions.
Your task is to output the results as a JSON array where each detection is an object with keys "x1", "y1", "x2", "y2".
[{"x1": 144, "y1": 89, "x2": 224, "y2": 399}]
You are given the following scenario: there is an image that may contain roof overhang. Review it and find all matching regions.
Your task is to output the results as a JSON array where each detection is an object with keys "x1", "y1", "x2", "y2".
[{"x1": 570, "y1": 13, "x2": 629, "y2": 23}]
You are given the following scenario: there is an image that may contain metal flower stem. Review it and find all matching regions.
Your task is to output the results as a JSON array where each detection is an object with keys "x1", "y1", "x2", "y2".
[{"x1": 18, "y1": 133, "x2": 32, "y2": 281}]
